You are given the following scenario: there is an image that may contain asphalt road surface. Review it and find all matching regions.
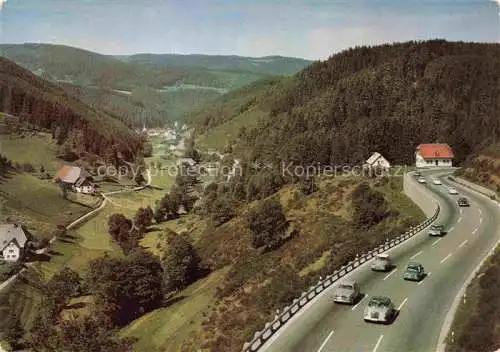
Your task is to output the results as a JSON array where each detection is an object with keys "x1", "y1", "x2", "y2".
[{"x1": 262, "y1": 169, "x2": 499, "y2": 352}]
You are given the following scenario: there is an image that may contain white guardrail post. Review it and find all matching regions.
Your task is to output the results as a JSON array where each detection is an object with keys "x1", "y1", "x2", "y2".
[{"x1": 241, "y1": 203, "x2": 440, "y2": 352}]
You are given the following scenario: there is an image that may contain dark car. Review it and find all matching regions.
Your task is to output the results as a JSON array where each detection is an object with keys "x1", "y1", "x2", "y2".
[
  {"x1": 428, "y1": 224, "x2": 446, "y2": 236},
  {"x1": 403, "y1": 262, "x2": 425, "y2": 282},
  {"x1": 457, "y1": 197, "x2": 470, "y2": 207}
]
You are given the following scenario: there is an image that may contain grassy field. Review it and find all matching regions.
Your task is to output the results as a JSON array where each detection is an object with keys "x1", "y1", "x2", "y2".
[
  {"x1": 0, "y1": 172, "x2": 99, "y2": 238},
  {"x1": 0, "y1": 133, "x2": 61, "y2": 173},
  {"x1": 196, "y1": 107, "x2": 266, "y2": 150},
  {"x1": 145, "y1": 136, "x2": 178, "y2": 189},
  {"x1": 121, "y1": 266, "x2": 230, "y2": 352}
]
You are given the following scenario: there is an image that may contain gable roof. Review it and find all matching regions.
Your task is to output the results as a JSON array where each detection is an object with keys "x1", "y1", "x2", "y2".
[
  {"x1": 416, "y1": 144, "x2": 454, "y2": 159},
  {"x1": 0, "y1": 224, "x2": 28, "y2": 252},
  {"x1": 54, "y1": 165, "x2": 90, "y2": 184},
  {"x1": 366, "y1": 152, "x2": 390, "y2": 165}
]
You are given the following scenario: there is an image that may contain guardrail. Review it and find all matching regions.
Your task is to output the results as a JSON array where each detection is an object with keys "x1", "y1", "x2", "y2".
[
  {"x1": 242, "y1": 204, "x2": 440, "y2": 352},
  {"x1": 448, "y1": 176, "x2": 497, "y2": 200}
]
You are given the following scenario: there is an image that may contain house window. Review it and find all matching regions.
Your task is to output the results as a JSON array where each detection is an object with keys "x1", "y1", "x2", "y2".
[{"x1": 8, "y1": 249, "x2": 14, "y2": 253}]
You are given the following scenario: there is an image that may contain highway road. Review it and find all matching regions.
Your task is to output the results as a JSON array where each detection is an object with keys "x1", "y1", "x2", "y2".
[{"x1": 261, "y1": 169, "x2": 500, "y2": 352}]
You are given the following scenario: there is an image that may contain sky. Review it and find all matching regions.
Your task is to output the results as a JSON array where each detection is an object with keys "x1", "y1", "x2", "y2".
[{"x1": 0, "y1": 0, "x2": 499, "y2": 60}]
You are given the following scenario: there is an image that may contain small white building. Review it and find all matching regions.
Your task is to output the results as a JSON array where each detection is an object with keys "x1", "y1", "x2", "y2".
[
  {"x1": 415, "y1": 144, "x2": 454, "y2": 168},
  {"x1": 177, "y1": 158, "x2": 197, "y2": 167},
  {"x1": 364, "y1": 152, "x2": 391, "y2": 170},
  {"x1": 0, "y1": 224, "x2": 29, "y2": 262}
]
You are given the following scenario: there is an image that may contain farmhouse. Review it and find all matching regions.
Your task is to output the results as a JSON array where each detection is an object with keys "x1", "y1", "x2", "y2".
[
  {"x1": 415, "y1": 144, "x2": 454, "y2": 168},
  {"x1": 0, "y1": 224, "x2": 29, "y2": 262},
  {"x1": 364, "y1": 152, "x2": 391, "y2": 170},
  {"x1": 54, "y1": 165, "x2": 95, "y2": 194}
]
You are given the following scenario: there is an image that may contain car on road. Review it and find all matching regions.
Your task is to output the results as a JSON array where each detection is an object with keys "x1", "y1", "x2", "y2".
[
  {"x1": 364, "y1": 296, "x2": 396, "y2": 324},
  {"x1": 448, "y1": 187, "x2": 458, "y2": 195},
  {"x1": 428, "y1": 224, "x2": 446, "y2": 236},
  {"x1": 432, "y1": 178, "x2": 442, "y2": 185},
  {"x1": 457, "y1": 197, "x2": 470, "y2": 207},
  {"x1": 333, "y1": 280, "x2": 361, "y2": 304},
  {"x1": 414, "y1": 171, "x2": 422, "y2": 177},
  {"x1": 403, "y1": 262, "x2": 425, "y2": 281},
  {"x1": 417, "y1": 177, "x2": 426, "y2": 183},
  {"x1": 371, "y1": 253, "x2": 393, "y2": 272}
]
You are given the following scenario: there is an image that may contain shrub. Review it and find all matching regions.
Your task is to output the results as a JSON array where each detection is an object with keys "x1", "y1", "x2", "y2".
[
  {"x1": 161, "y1": 233, "x2": 201, "y2": 292},
  {"x1": 350, "y1": 183, "x2": 390, "y2": 229},
  {"x1": 210, "y1": 196, "x2": 236, "y2": 226},
  {"x1": 247, "y1": 198, "x2": 288, "y2": 249}
]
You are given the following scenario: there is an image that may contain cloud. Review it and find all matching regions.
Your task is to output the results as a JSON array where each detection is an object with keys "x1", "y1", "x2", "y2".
[{"x1": 0, "y1": 0, "x2": 7, "y2": 9}]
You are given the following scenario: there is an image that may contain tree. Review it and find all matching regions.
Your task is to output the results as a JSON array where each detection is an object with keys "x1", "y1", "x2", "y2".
[
  {"x1": 143, "y1": 142, "x2": 153, "y2": 158},
  {"x1": 56, "y1": 180, "x2": 73, "y2": 199},
  {"x1": 58, "y1": 316, "x2": 136, "y2": 352},
  {"x1": 161, "y1": 233, "x2": 201, "y2": 292},
  {"x1": 134, "y1": 206, "x2": 154, "y2": 231},
  {"x1": 4, "y1": 312, "x2": 24, "y2": 349},
  {"x1": 108, "y1": 214, "x2": 132, "y2": 239},
  {"x1": 350, "y1": 183, "x2": 390, "y2": 229},
  {"x1": 87, "y1": 255, "x2": 164, "y2": 326},
  {"x1": 154, "y1": 191, "x2": 181, "y2": 223},
  {"x1": 210, "y1": 196, "x2": 236, "y2": 226},
  {"x1": 247, "y1": 198, "x2": 288, "y2": 249},
  {"x1": 184, "y1": 138, "x2": 201, "y2": 162},
  {"x1": 107, "y1": 213, "x2": 141, "y2": 252},
  {"x1": 46, "y1": 267, "x2": 82, "y2": 309}
]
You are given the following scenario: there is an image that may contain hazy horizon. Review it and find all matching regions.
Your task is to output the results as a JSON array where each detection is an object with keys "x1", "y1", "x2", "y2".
[{"x1": 0, "y1": 0, "x2": 499, "y2": 60}]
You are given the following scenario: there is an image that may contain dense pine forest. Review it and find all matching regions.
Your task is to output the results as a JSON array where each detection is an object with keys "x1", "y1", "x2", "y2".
[
  {"x1": 0, "y1": 57, "x2": 144, "y2": 163},
  {"x1": 194, "y1": 40, "x2": 500, "y2": 166}
]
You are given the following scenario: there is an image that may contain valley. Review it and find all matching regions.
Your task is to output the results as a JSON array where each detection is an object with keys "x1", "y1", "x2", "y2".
[{"x1": 2, "y1": 38, "x2": 500, "y2": 352}]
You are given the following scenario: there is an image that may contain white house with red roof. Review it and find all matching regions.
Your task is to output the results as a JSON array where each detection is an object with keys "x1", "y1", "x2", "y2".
[{"x1": 415, "y1": 143, "x2": 454, "y2": 168}]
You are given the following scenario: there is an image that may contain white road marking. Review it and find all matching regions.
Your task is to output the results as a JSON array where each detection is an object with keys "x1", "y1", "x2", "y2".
[
  {"x1": 432, "y1": 238, "x2": 442, "y2": 246},
  {"x1": 448, "y1": 226, "x2": 455, "y2": 232},
  {"x1": 410, "y1": 250, "x2": 423, "y2": 259},
  {"x1": 418, "y1": 272, "x2": 432, "y2": 286},
  {"x1": 480, "y1": 217, "x2": 483, "y2": 224},
  {"x1": 472, "y1": 228, "x2": 478, "y2": 234},
  {"x1": 372, "y1": 335, "x2": 384, "y2": 352},
  {"x1": 457, "y1": 216, "x2": 462, "y2": 222},
  {"x1": 351, "y1": 295, "x2": 366, "y2": 311},
  {"x1": 479, "y1": 209, "x2": 482, "y2": 215},
  {"x1": 317, "y1": 330, "x2": 334, "y2": 352},
  {"x1": 383, "y1": 268, "x2": 397, "y2": 281},
  {"x1": 459, "y1": 240, "x2": 468, "y2": 248},
  {"x1": 398, "y1": 297, "x2": 408, "y2": 310},
  {"x1": 441, "y1": 253, "x2": 452, "y2": 264}
]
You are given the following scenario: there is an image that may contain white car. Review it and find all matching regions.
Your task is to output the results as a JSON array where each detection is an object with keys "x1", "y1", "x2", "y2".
[
  {"x1": 333, "y1": 281, "x2": 361, "y2": 304},
  {"x1": 417, "y1": 177, "x2": 426, "y2": 184},
  {"x1": 448, "y1": 187, "x2": 458, "y2": 195},
  {"x1": 371, "y1": 254, "x2": 393, "y2": 272},
  {"x1": 432, "y1": 179, "x2": 442, "y2": 185}
]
